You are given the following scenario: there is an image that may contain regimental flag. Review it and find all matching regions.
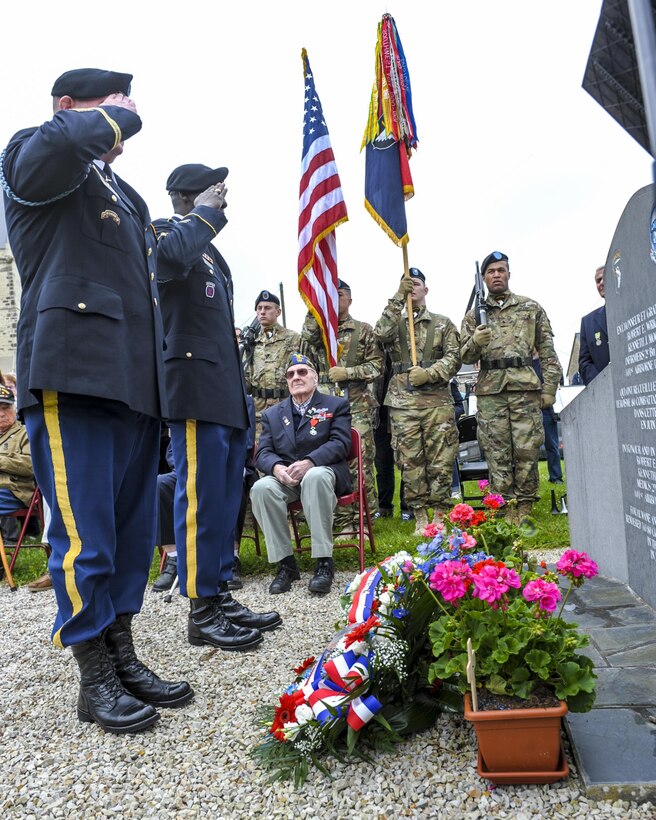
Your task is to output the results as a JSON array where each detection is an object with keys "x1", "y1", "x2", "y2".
[
  {"x1": 298, "y1": 48, "x2": 348, "y2": 368},
  {"x1": 362, "y1": 14, "x2": 418, "y2": 247}
]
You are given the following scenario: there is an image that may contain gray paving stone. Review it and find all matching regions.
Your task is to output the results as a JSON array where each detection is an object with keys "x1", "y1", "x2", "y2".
[
  {"x1": 607, "y1": 642, "x2": 656, "y2": 666},
  {"x1": 587, "y1": 624, "x2": 656, "y2": 653},
  {"x1": 612, "y1": 605, "x2": 656, "y2": 627},
  {"x1": 566, "y1": 708, "x2": 656, "y2": 802},
  {"x1": 571, "y1": 583, "x2": 646, "y2": 609},
  {"x1": 562, "y1": 607, "x2": 610, "y2": 629},
  {"x1": 579, "y1": 642, "x2": 608, "y2": 667},
  {"x1": 592, "y1": 667, "x2": 656, "y2": 706}
]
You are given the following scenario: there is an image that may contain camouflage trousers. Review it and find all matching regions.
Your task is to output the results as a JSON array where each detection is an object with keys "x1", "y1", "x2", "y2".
[
  {"x1": 389, "y1": 405, "x2": 458, "y2": 511},
  {"x1": 476, "y1": 391, "x2": 543, "y2": 504},
  {"x1": 334, "y1": 408, "x2": 378, "y2": 529}
]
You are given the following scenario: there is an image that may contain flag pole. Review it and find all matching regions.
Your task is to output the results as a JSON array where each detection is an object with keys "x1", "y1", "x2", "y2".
[{"x1": 402, "y1": 244, "x2": 417, "y2": 365}]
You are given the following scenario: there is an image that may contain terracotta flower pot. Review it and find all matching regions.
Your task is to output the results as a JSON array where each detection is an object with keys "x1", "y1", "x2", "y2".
[{"x1": 464, "y1": 693, "x2": 569, "y2": 782}]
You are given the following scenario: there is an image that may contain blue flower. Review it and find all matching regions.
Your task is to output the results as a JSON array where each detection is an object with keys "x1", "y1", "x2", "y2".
[{"x1": 392, "y1": 607, "x2": 409, "y2": 619}]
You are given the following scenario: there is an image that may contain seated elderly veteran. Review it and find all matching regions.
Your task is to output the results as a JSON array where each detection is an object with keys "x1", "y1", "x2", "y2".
[
  {"x1": 0, "y1": 385, "x2": 35, "y2": 516},
  {"x1": 251, "y1": 353, "x2": 351, "y2": 595}
]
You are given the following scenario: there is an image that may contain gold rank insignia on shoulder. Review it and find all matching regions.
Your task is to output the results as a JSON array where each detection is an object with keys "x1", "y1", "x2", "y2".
[{"x1": 100, "y1": 209, "x2": 120, "y2": 226}]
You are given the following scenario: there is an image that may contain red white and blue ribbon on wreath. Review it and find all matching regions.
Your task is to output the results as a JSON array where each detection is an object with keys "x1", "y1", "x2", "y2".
[
  {"x1": 347, "y1": 567, "x2": 382, "y2": 623},
  {"x1": 302, "y1": 649, "x2": 382, "y2": 731}
]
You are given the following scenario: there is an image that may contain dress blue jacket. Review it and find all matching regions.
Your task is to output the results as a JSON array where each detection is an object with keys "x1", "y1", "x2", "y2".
[
  {"x1": 154, "y1": 211, "x2": 249, "y2": 428},
  {"x1": 256, "y1": 391, "x2": 352, "y2": 496},
  {"x1": 578, "y1": 305, "x2": 609, "y2": 385},
  {"x1": 2, "y1": 106, "x2": 166, "y2": 419}
]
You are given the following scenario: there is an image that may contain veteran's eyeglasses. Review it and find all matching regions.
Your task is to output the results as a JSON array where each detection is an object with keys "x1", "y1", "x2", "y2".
[{"x1": 285, "y1": 367, "x2": 309, "y2": 379}]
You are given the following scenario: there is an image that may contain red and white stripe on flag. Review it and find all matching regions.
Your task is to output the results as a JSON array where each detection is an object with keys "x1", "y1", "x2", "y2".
[{"x1": 298, "y1": 52, "x2": 348, "y2": 368}]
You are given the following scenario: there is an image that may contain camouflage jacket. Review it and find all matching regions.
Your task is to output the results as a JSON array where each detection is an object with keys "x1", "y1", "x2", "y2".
[
  {"x1": 374, "y1": 300, "x2": 461, "y2": 409},
  {"x1": 461, "y1": 291, "x2": 562, "y2": 396},
  {"x1": 243, "y1": 323, "x2": 301, "y2": 399},
  {"x1": 301, "y1": 312, "x2": 383, "y2": 409}
]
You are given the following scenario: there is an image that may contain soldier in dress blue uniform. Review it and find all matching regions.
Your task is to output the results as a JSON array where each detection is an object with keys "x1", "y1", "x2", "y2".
[
  {"x1": 0, "y1": 68, "x2": 193, "y2": 734},
  {"x1": 154, "y1": 164, "x2": 281, "y2": 649}
]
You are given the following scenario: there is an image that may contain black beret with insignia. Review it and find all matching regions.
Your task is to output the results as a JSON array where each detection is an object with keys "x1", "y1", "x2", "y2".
[
  {"x1": 481, "y1": 251, "x2": 509, "y2": 274},
  {"x1": 400, "y1": 267, "x2": 425, "y2": 283},
  {"x1": 337, "y1": 279, "x2": 351, "y2": 291},
  {"x1": 166, "y1": 164, "x2": 229, "y2": 193},
  {"x1": 254, "y1": 290, "x2": 281, "y2": 309},
  {"x1": 51, "y1": 68, "x2": 133, "y2": 99}
]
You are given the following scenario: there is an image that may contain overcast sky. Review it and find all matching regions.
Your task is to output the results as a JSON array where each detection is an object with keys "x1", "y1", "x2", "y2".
[{"x1": 1, "y1": 0, "x2": 652, "y2": 372}]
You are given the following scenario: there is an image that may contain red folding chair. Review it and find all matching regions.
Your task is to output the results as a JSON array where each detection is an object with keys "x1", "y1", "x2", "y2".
[
  {"x1": 287, "y1": 428, "x2": 376, "y2": 572},
  {"x1": 0, "y1": 487, "x2": 49, "y2": 589}
]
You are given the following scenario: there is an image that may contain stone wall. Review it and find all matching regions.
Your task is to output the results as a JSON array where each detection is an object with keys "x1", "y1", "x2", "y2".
[{"x1": 0, "y1": 247, "x2": 19, "y2": 375}]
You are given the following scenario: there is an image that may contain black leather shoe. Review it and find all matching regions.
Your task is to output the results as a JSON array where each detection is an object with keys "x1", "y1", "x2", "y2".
[
  {"x1": 153, "y1": 555, "x2": 177, "y2": 591},
  {"x1": 217, "y1": 583, "x2": 282, "y2": 631},
  {"x1": 269, "y1": 562, "x2": 301, "y2": 594},
  {"x1": 71, "y1": 635, "x2": 160, "y2": 734},
  {"x1": 308, "y1": 558, "x2": 334, "y2": 594},
  {"x1": 188, "y1": 597, "x2": 263, "y2": 650},
  {"x1": 105, "y1": 614, "x2": 194, "y2": 708},
  {"x1": 226, "y1": 556, "x2": 243, "y2": 591}
]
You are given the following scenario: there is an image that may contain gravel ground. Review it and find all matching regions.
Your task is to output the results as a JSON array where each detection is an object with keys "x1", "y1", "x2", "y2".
[{"x1": 1, "y1": 568, "x2": 653, "y2": 820}]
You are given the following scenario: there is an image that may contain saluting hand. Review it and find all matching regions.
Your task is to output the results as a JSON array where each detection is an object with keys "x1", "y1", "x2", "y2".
[
  {"x1": 194, "y1": 183, "x2": 228, "y2": 211},
  {"x1": 101, "y1": 93, "x2": 137, "y2": 114}
]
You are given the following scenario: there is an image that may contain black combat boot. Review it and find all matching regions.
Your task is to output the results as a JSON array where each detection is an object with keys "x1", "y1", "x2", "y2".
[
  {"x1": 308, "y1": 557, "x2": 334, "y2": 594},
  {"x1": 226, "y1": 555, "x2": 243, "y2": 591},
  {"x1": 217, "y1": 582, "x2": 282, "y2": 631},
  {"x1": 105, "y1": 614, "x2": 194, "y2": 708},
  {"x1": 188, "y1": 597, "x2": 263, "y2": 650},
  {"x1": 71, "y1": 634, "x2": 160, "y2": 734},
  {"x1": 269, "y1": 555, "x2": 301, "y2": 595},
  {"x1": 152, "y1": 555, "x2": 177, "y2": 591}
]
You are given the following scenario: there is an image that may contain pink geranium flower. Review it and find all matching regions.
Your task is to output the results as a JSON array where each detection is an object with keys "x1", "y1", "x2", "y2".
[
  {"x1": 428, "y1": 561, "x2": 471, "y2": 602},
  {"x1": 478, "y1": 479, "x2": 489, "y2": 491},
  {"x1": 523, "y1": 578, "x2": 562, "y2": 613},
  {"x1": 482, "y1": 493, "x2": 504, "y2": 510},
  {"x1": 423, "y1": 522, "x2": 442, "y2": 539},
  {"x1": 449, "y1": 503, "x2": 475, "y2": 528},
  {"x1": 556, "y1": 549, "x2": 599, "y2": 580},
  {"x1": 471, "y1": 563, "x2": 521, "y2": 604}
]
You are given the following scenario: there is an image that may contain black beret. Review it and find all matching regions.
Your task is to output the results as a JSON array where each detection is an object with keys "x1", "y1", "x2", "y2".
[
  {"x1": 481, "y1": 251, "x2": 509, "y2": 274},
  {"x1": 254, "y1": 290, "x2": 280, "y2": 309},
  {"x1": 337, "y1": 279, "x2": 351, "y2": 291},
  {"x1": 400, "y1": 267, "x2": 425, "y2": 283},
  {"x1": 0, "y1": 385, "x2": 15, "y2": 405},
  {"x1": 51, "y1": 68, "x2": 132, "y2": 99},
  {"x1": 166, "y1": 164, "x2": 229, "y2": 193}
]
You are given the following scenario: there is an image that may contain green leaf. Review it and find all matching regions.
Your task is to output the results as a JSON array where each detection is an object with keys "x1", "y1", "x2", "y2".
[
  {"x1": 485, "y1": 673, "x2": 508, "y2": 695},
  {"x1": 525, "y1": 649, "x2": 551, "y2": 679}
]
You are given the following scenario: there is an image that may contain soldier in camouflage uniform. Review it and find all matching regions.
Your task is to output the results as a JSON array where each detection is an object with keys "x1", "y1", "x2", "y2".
[
  {"x1": 374, "y1": 268, "x2": 461, "y2": 536},
  {"x1": 301, "y1": 279, "x2": 383, "y2": 531},
  {"x1": 243, "y1": 290, "x2": 302, "y2": 439},
  {"x1": 460, "y1": 251, "x2": 562, "y2": 522}
]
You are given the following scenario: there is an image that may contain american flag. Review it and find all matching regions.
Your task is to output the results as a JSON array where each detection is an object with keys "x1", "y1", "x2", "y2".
[{"x1": 298, "y1": 49, "x2": 348, "y2": 367}]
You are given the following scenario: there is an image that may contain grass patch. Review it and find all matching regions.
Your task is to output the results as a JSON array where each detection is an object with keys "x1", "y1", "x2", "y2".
[{"x1": 3, "y1": 460, "x2": 570, "y2": 589}]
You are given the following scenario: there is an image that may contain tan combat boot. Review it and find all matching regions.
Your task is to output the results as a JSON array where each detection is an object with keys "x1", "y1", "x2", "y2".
[
  {"x1": 515, "y1": 501, "x2": 533, "y2": 525},
  {"x1": 413, "y1": 508, "x2": 430, "y2": 537}
]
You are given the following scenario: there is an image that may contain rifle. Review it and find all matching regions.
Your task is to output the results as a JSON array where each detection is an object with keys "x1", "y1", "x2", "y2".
[
  {"x1": 474, "y1": 261, "x2": 487, "y2": 326},
  {"x1": 239, "y1": 315, "x2": 260, "y2": 357}
]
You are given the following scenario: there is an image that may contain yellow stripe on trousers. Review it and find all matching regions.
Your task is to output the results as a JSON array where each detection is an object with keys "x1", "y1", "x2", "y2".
[
  {"x1": 43, "y1": 391, "x2": 83, "y2": 648},
  {"x1": 185, "y1": 420, "x2": 199, "y2": 598}
]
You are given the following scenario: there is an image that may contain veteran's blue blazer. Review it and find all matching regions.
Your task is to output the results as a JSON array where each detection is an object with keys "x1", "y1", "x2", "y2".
[
  {"x1": 2, "y1": 106, "x2": 167, "y2": 420},
  {"x1": 154, "y1": 211, "x2": 249, "y2": 428},
  {"x1": 579, "y1": 305, "x2": 609, "y2": 386},
  {"x1": 255, "y1": 391, "x2": 352, "y2": 496}
]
